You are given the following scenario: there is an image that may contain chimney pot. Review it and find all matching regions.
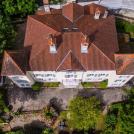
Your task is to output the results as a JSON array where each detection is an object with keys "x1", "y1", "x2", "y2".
[{"x1": 94, "y1": 8, "x2": 101, "y2": 20}]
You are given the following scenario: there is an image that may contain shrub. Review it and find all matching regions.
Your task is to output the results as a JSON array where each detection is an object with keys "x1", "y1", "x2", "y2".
[
  {"x1": 32, "y1": 82, "x2": 43, "y2": 91},
  {"x1": 60, "y1": 96, "x2": 101, "y2": 132}
]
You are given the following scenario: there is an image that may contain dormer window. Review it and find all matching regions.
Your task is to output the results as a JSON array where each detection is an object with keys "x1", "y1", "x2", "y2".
[
  {"x1": 94, "y1": 8, "x2": 101, "y2": 20},
  {"x1": 81, "y1": 35, "x2": 89, "y2": 53},
  {"x1": 48, "y1": 34, "x2": 57, "y2": 53}
]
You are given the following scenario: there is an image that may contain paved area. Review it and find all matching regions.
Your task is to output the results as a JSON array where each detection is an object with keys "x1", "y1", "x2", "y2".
[
  {"x1": 7, "y1": 86, "x2": 127, "y2": 112},
  {"x1": 8, "y1": 86, "x2": 79, "y2": 112}
]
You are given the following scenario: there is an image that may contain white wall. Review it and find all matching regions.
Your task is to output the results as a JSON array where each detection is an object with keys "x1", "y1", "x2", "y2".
[
  {"x1": 82, "y1": 71, "x2": 112, "y2": 82},
  {"x1": 32, "y1": 71, "x2": 83, "y2": 81},
  {"x1": 9, "y1": 71, "x2": 134, "y2": 88}
]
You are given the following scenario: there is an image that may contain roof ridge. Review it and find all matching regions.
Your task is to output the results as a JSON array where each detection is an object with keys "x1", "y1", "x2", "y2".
[
  {"x1": 56, "y1": 50, "x2": 86, "y2": 71},
  {"x1": 56, "y1": 50, "x2": 72, "y2": 71}
]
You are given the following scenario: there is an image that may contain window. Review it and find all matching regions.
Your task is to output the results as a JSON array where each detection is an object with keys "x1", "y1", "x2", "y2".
[
  {"x1": 16, "y1": 80, "x2": 29, "y2": 84},
  {"x1": 20, "y1": 84, "x2": 25, "y2": 87}
]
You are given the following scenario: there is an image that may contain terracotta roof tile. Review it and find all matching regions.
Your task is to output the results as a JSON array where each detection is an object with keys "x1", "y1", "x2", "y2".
[
  {"x1": 115, "y1": 54, "x2": 134, "y2": 75},
  {"x1": 62, "y1": 3, "x2": 84, "y2": 22},
  {"x1": 1, "y1": 51, "x2": 28, "y2": 75},
  {"x1": 56, "y1": 50, "x2": 86, "y2": 71},
  {"x1": 3, "y1": 3, "x2": 120, "y2": 74}
]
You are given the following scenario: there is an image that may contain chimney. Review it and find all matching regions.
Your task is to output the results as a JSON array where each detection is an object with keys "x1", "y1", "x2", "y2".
[
  {"x1": 102, "y1": 10, "x2": 108, "y2": 19},
  {"x1": 81, "y1": 35, "x2": 89, "y2": 53},
  {"x1": 94, "y1": 8, "x2": 101, "y2": 20},
  {"x1": 43, "y1": 0, "x2": 49, "y2": 5},
  {"x1": 48, "y1": 34, "x2": 57, "y2": 53},
  {"x1": 44, "y1": 5, "x2": 50, "y2": 13}
]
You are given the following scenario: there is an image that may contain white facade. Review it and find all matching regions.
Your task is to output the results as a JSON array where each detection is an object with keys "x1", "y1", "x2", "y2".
[{"x1": 8, "y1": 70, "x2": 133, "y2": 88}]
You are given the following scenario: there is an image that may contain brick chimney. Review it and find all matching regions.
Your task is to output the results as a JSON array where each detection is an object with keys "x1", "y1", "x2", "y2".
[
  {"x1": 48, "y1": 34, "x2": 57, "y2": 53},
  {"x1": 94, "y1": 8, "x2": 101, "y2": 20},
  {"x1": 81, "y1": 35, "x2": 89, "y2": 53}
]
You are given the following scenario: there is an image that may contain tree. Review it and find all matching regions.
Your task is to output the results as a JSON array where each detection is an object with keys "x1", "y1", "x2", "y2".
[
  {"x1": 2, "y1": 0, "x2": 38, "y2": 17},
  {"x1": 0, "y1": 15, "x2": 16, "y2": 55},
  {"x1": 102, "y1": 88, "x2": 134, "y2": 134},
  {"x1": 60, "y1": 96, "x2": 101, "y2": 132}
]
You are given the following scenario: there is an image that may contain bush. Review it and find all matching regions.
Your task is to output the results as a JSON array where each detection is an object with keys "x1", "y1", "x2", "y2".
[
  {"x1": 60, "y1": 96, "x2": 101, "y2": 132},
  {"x1": 42, "y1": 128, "x2": 53, "y2": 134},
  {"x1": 43, "y1": 82, "x2": 60, "y2": 88},
  {"x1": 116, "y1": 18, "x2": 134, "y2": 33},
  {"x1": 81, "y1": 80, "x2": 108, "y2": 89},
  {"x1": 102, "y1": 88, "x2": 134, "y2": 134},
  {"x1": 32, "y1": 82, "x2": 43, "y2": 91}
]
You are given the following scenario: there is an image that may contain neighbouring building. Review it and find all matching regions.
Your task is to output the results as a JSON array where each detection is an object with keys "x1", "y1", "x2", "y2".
[{"x1": 1, "y1": 2, "x2": 134, "y2": 88}]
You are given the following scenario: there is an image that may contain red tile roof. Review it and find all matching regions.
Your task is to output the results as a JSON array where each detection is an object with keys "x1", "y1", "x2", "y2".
[
  {"x1": 2, "y1": 3, "x2": 121, "y2": 75},
  {"x1": 62, "y1": 3, "x2": 84, "y2": 22},
  {"x1": 115, "y1": 54, "x2": 134, "y2": 75},
  {"x1": 1, "y1": 51, "x2": 28, "y2": 75}
]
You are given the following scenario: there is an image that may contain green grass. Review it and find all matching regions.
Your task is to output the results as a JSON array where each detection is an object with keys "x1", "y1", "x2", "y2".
[
  {"x1": 81, "y1": 82, "x2": 94, "y2": 88},
  {"x1": 99, "y1": 80, "x2": 108, "y2": 89},
  {"x1": 116, "y1": 18, "x2": 134, "y2": 33},
  {"x1": 81, "y1": 80, "x2": 108, "y2": 89},
  {"x1": 43, "y1": 82, "x2": 60, "y2": 88}
]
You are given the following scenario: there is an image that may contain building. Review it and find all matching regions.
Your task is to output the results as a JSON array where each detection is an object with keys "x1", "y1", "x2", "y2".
[{"x1": 1, "y1": 2, "x2": 134, "y2": 88}]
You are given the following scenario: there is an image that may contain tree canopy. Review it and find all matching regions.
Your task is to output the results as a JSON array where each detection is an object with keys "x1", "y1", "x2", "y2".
[
  {"x1": 2, "y1": 0, "x2": 38, "y2": 17},
  {"x1": 0, "y1": 15, "x2": 16, "y2": 55},
  {"x1": 102, "y1": 88, "x2": 134, "y2": 134},
  {"x1": 60, "y1": 96, "x2": 101, "y2": 132}
]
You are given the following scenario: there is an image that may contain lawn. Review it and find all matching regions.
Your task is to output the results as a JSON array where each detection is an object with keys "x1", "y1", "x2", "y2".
[
  {"x1": 32, "y1": 82, "x2": 60, "y2": 90},
  {"x1": 43, "y1": 82, "x2": 60, "y2": 88},
  {"x1": 81, "y1": 80, "x2": 108, "y2": 89}
]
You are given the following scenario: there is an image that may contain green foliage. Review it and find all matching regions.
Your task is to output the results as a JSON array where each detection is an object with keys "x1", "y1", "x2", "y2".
[
  {"x1": 2, "y1": 0, "x2": 38, "y2": 17},
  {"x1": 116, "y1": 18, "x2": 134, "y2": 33},
  {"x1": 81, "y1": 80, "x2": 108, "y2": 89},
  {"x1": 99, "y1": 80, "x2": 108, "y2": 89},
  {"x1": 44, "y1": 107, "x2": 54, "y2": 119},
  {"x1": 60, "y1": 96, "x2": 101, "y2": 131},
  {"x1": 32, "y1": 82, "x2": 43, "y2": 91},
  {"x1": 42, "y1": 128, "x2": 54, "y2": 134},
  {"x1": 0, "y1": 88, "x2": 9, "y2": 113},
  {"x1": 102, "y1": 88, "x2": 134, "y2": 134},
  {"x1": 6, "y1": 130, "x2": 24, "y2": 134},
  {"x1": 0, "y1": 15, "x2": 16, "y2": 55},
  {"x1": 49, "y1": 0, "x2": 64, "y2": 4},
  {"x1": 43, "y1": 82, "x2": 60, "y2": 88},
  {"x1": 81, "y1": 82, "x2": 94, "y2": 88}
]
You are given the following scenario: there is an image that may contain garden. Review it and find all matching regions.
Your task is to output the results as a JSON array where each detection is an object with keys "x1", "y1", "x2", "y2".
[
  {"x1": 32, "y1": 82, "x2": 60, "y2": 91},
  {"x1": 81, "y1": 80, "x2": 108, "y2": 89}
]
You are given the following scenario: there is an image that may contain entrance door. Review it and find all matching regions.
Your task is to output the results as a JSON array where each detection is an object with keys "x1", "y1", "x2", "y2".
[{"x1": 62, "y1": 79, "x2": 80, "y2": 88}]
